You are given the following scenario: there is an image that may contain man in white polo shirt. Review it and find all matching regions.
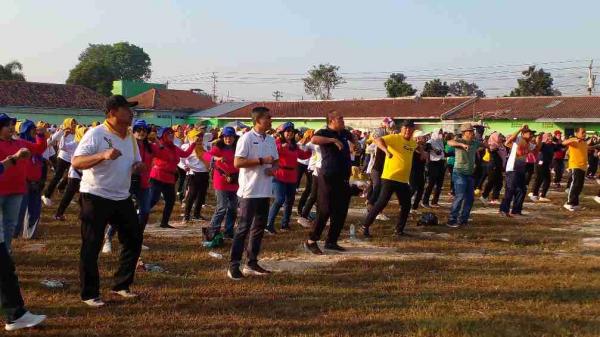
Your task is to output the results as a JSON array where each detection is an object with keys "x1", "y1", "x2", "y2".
[
  {"x1": 72, "y1": 95, "x2": 143, "y2": 307},
  {"x1": 228, "y1": 106, "x2": 279, "y2": 280}
]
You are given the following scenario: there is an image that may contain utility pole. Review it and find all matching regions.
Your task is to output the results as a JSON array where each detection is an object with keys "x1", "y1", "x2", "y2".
[
  {"x1": 210, "y1": 72, "x2": 218, "y2": 102},
  {"x1": 588, "y1": 60, "x2": 596, "y2": 96},
  {"x1": 272, "y1": 90, "x2": 283, "y2": 101}
]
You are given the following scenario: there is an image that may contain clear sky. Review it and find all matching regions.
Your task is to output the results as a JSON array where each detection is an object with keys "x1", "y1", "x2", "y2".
[{"x1": 3, "y1": 0, "x2": 600, "y2": 100}]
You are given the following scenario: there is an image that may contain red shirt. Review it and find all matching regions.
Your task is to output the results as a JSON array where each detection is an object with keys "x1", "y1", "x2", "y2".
[
  {"x1": 149, "y1": 141, "x2": 195, "y2": 184},
  {"x1": 207, "y1": 146, "x2": 239, "y2": 192},
  {"x1": 0, "y1": 136, "x2": 47, "y2": 195},
  {"x1": 136, "y1": 140, "x2": 156, "y2": 189},
  {"x1": 274, "y1": 139, "x2": 311, "y2": 184}
]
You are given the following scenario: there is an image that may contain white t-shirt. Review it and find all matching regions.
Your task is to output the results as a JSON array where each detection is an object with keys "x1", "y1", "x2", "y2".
[
  {"x1": 51, "y1": 130, "x2": 77, "y2": 162},
  {"x1": 182, "y1": 143, "x2": 208, "y2": 173},
  {"x1": 74, "y1": 124, "x2": 141, "y2": 201},
  {"x1": 235, "y1": 129, "x2": 279, "y2": 198},
  {"x1": 68, "y1": 165, "x2": 82, "y2": 179},
  {"x1": 506, "y1": 137, "x2": 535, "y2": 172},
  {"x1": 307, "y1": 143, "x2": 322, "y2": 176}
]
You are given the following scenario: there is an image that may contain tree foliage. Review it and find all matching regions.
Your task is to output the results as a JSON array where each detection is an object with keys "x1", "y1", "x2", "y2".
[
  {"x1": 0, "y1": 61, "x2": 26, "y2": 81},
  {"x1": 384, "y1": 73, "x2": 417, "y2": 97},
  {"x1": 421, "y1": 78, "x2": 449, "y2": 97},
  {"x1": 448, "y1": 80, "x2": 485, "y2": 97},
  {"x1": 67, "y1": 42, "x2": 152, "y2": 95},
  {"x1": 509, "y1": 66, "x2": 559, "y2": 96},
  {"x1": 303, "y1": 63, "x2": 345, "y2": 100}
]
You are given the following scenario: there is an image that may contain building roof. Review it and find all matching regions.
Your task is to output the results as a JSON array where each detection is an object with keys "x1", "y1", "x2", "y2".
[
  {"x1": 219, "y1": 97, "x2": 473, "y2": 119},
  {"x1": 0, "y1": 80, "x2": 106, "y2": 109},
  {"x1": 189, "y1": 101, "x2": 253, "y2": 118},
  {"x1": 447, "y1": 96, "x2": 600, "y2": 120},
  {"x1": 130, "y1": 88, "x2": 216, "y2": 112}
]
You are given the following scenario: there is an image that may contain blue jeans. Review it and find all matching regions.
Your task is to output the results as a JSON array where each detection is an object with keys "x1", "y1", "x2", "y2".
[
  {"x1": 0, "y1": 195, "x2": 24, "y2": 250},
  {"x1": 16, "y1": 182, "x2": 42, "y2": 239},
  {"x1": 449, "y1": 172, "x2": 474, "y2": 224},
  {"x1": 209, "y1": 190, "x2": 238, "y2": 236},
  {"x1": 266, "y1": 180, "x2": 297, "y2": 231}
]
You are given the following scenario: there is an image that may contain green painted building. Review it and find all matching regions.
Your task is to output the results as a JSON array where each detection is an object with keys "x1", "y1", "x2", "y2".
[{"x1": 111, "y1": 80, "x2": 167, "y2": 98}]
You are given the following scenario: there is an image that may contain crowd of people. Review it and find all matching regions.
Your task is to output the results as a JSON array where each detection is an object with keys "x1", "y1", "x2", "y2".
[{"x1": 0, "y1": 94, "x2": 599, "y2": 331}]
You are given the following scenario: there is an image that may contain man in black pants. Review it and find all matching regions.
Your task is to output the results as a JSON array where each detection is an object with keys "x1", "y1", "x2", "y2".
[
  {"x1": 304, "y1": 110, "x2": 355, "y2": 254},
  {"x1": 530, "y1": 132, "x2": 558, "y2": 202},
  {"x1": 72, "y1": 95, "x2": 144, "y2": 307},
  {"x1": 228, "y1": 107, "x2": 279, "y2": 280},
  {"x1": 361, "y1": 120, "x2": 417, "y2": 238}
]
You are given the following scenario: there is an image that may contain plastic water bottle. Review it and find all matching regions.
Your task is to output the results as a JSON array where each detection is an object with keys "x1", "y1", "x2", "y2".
[
  {"x1": 349, "y1": 224, "x2": 356, "y2": 239},
  {"x1": 208, "y1": 251, "x2": 223, "y2": 259}
]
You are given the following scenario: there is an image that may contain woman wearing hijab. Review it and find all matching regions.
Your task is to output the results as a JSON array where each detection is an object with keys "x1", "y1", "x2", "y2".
[
  {"x1": 42, "y1": 118, "x2": 77, "y2": 206},
  {"x1": 481, "y1": 132, "x2": 506, "y2": 205},
  {"x1": 181, "y1": 129, "x2": 210, "y2": 221},
  {"x1": 149, "y1": 127, "x2": 198, "y2": 229}
]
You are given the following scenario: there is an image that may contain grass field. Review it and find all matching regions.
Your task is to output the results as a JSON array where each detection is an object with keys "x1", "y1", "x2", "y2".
[{"x1": 8, "y1": 179, "x2": 600, "y2": 337}]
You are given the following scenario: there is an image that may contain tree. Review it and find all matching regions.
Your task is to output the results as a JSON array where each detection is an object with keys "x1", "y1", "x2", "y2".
[
  {"x1": 509, "y1": 66, "x2": 559, "y2": 96},
  {"x1": 384, "y1": 73, "x2": 417, "y2": 97},
  {"x1": 303, "y1": 63, "x2": 345, "y2": 100},
  {"x1": 421, "y1": 78, "x2": 449, "y2": 97},
  {"x1": 67, "y1": 42, "x2": 151, "y2": 95},
  {"x1": 0, "y1": 61, "x2": 26, "y2": 81},
  {"x1": 448, "y1": 80, "x2": 485, "y2": 97}
]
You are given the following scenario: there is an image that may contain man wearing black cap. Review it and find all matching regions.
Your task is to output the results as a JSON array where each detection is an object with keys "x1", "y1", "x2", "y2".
[
  {"x1": 360, "y1": 120, "x2": 417, "y2": 239},
  {"x1": 71, "y1": 95, "x2": 145, "y2": 307}
]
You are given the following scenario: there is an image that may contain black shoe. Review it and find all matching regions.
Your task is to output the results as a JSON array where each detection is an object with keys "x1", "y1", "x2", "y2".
[
  {"x1": 224, "y1": 232, "x2": 234, "y2": 240},
  {"x1": 160, "y1": 224, "x2": 176, "y2": 229},
  {"x1": 393, "y1": 232, "x2": 411, "y2": 239},
  {"x1": 243, "y1": 263, "x2": 272, "y2": 276},
  {"x1": 183, "y1": 216, "x2": 191, "y2": 223},
  {"x1": 303, "y1": 240, "x2": 323, "y2": 255},
  {"x1": 446, "y1": 221, "x2": 460, "y2": 228},
  {"x1": 227, "y1": 267, "x2": 244, "y2": 280},
  {"x1": 361, "y1": 225, "x2": 371, "y2": 238},
  {"x1": 324, "y1": 242, "x2": 346, "y2": 252}
]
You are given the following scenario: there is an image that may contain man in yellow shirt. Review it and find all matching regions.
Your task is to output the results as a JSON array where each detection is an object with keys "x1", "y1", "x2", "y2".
[
  {"x1": 563, "y1": 127, "x2": 588, "y2": 211},
  {"x1": 361, "y1": 120, "x2": 417, "y2": 238}
]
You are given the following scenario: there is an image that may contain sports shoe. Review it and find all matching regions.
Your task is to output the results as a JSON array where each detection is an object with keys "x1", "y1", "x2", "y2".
[
  {"x1": 102, "y1": 239, "x2": 112, "y2": 254},
  {"x1": 376, "y1": 213, "x2": 389, "y2": 221},
  {"x1": 303, "y1": 240, "x2": 323, "y2": 255},
  {"x1": 594, "y1": 196, "x2": 600, "y2": 204},
  {"x1": 111, "y1": 289, "x2": 138, "y2": 298},
  {"x1": 160, "y1": 223, "x2": 176, "y2": 229},
  {"x1": 227, "y1": 267, "x2": 244, "y2": 280},
  {"x1": 4, "y1": 311, "x2": 46, "y2": 331},
  {"x1": 324, "y1": 243, "x2": 346, "y2": 252},
  {"x1": 264, "y1": 228, "x2": 277, "y2": 235},
  {"x1": 361, "y1": 225, "x2": 371, "y2": 238},
  {"x1": 243, "y1": 264, "x2": 272, "y2": 276},
  {"x1": 141, "y1": 244, "x2": 149, "y2": 251},
  {"x1": 420, "y1": 202, "x2": 431, "y2": 209},
  {"x1": 529, "y1": 195, "x2": 539, "y2": 202},
  {"x1": 563, "y1": 204, "x2": 575, "y2": 212},
  {"x1": 499, "y1": 211, "x2": 512, "y2": 217},
  {"x1": 538, "y1": 197, "x2": 551, "y2": 202},
  {"x1": 41, "y1": 196, "x2": 52, "y2": 207},
  {"x1": 297, "y1": 217, "x2": 312, "y2": 228},
  {"x1": 446, "y1": 221, "x2": 460, "y2": 228},
  {"x1": 83, "y1": 298, "x2": 105, "y2": 307}
]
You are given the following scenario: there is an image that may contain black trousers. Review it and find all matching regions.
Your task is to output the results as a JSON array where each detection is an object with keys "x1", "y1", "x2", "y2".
[
  {"x1": 0, "y1": 242, "x2": 26, "y2": 322},
  {"x1": 184, "y1": 172, "x2": 209, "y2": 219},
  {"x1": 567, "y1": 168, "x2": 586, "y2": 206},
  {"x1": 297, "y1": 171, "x2": 313, "y2": 214},
  {"x1": 44, "y1": 157, "x2": 70, "y2": 198},
  {"x1": 301, "y1": 173, "x2": 319, "y2": 218},
  {"x1": 524, "y1": 163, "x2": 535, "y2": 186},
  {"x1": 309, "y1": 174, "x2": 351, "y2": 244},
  {"x1": 410, "y1": 172, "x2": 425, "y2": 210},
  {"x1": 553, "y1": 159, "x2": 565, "y2": 184},
  {"x1": 482, "y1": 168, "x2": 503, "y2": 200},
  {"x1": 447, "y1": 164, "x2": 455, "y2": 195},
  {"x1": 55, "y1": 178, "x2": 81, "y2": 217},
  {"x1": 149, "y1": 179, "x2": 176, "y2": 227},
  {"x1": 296, "y1": 163, "x2": 308, "y2": 186},
  {"x1": 176, "y1": 167, "x2": 187, "y2": 201},
  {"x1": 367, "y1": 169, "x2": 382, "y2": 206},
  {"x1": 230, "y1": 198, "x2": 269, "y2": 268},
  {"x1": 422, "y1": 160, "x2": 446, "y2": 205},
  {"x1": 500, "y1": 171, "x2": 527, "y2": 214},
  {"x1": 532, "y1": 164, "x2": 551, "y2": 197},
  {"x1": 79, "y1": 193, "x2": 142, "y2": 300},
  {"x1": 362, "y1": 179, "x2": 411, "y2": 234},
  {"x1": 588, "y1": 154, "x2": 599, "y2": 177}
]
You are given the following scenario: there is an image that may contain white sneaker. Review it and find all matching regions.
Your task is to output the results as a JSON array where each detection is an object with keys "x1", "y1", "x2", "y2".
[
  {"x1": 297, "y1": 217, "x2": 312, "y2": 228},
  {"x1": 41, "y1": 196, "x2": 52, "y2": 207},
  {"x1": 563, "y1": 204, "x2": 575, "y2": 212},
  {"x1": 5, "y1": 311, "x2": 46, "y2": 331},
  {"x1": 111, "y1": 289, "x2": 138, "y2": 298},
  {"x1": 594, "y1": 196, "x2": 600, "y2": 204},
  {"x1": 141, "y1": 244, "x2": 149, "y2": 251},
  {"x1": 529, "y1": 195, "x2": 539, "y2": 202},
  {"x1": 376, "y1": 213, "x2": 390, "y2": 221},
  {"x1": 102, "y1": 239, "x2": 112, "y2": 254},
  {"x1": 83, "y1": 298, "x2": 105, "y2": 307},
  {"x1": 538, "y1": 197, "x2": 551, "y2": 202}
]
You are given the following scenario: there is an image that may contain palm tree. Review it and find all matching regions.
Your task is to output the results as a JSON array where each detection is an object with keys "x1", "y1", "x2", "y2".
[{"x1": 0, "y1": 61, "x2": 26, "y2": 81}]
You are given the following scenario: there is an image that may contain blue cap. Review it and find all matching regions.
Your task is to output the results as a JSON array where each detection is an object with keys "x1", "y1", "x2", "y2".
[
  {"x1": 280, "y1": 121, "x2": 295, "y2": 132},
  {"x1": 0, "y1": 113, "x2": 17, "y2": 126},
  {"x1": 222, "y1": 126, "x2": 236, "y2": 137},
  {"x1": 133, "y1": 119, "x2": 149, "y2": 131},
  {"x1": 19, "y1": 119, "x2": 35, "y2": 135},
  {"x1": 157, "y1": 127, "x2": 172, "y2": 139}
]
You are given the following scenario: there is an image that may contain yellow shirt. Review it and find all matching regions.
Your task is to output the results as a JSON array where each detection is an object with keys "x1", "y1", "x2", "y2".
[
  {"x1": 567, "y1": 140, "x2": 588, "y2": 170},
  {"x1": 381, "y1": 134, "x2": 417, "y2": 183}
]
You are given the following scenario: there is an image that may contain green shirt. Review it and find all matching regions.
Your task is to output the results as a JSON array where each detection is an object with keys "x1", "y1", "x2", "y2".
[{"x1": 453, "y1": 139, "x2": 481, "y2": 176}]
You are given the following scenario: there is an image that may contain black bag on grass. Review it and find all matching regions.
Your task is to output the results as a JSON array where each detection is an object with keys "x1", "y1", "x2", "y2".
[{"x1": 417, "y1": 212, "x2": 439, "y2": 226}]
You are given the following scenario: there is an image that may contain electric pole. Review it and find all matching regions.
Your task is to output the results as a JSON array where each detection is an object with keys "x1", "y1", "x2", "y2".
[
  {"x1": 210, "y1": 72, "x2": 218, "y2": 102},
  {"x1": 272, "y1": 90, "x2": 283, "y2": 101},
  {"x1": 587, "y1": 60, "x2": 596, "y2": 96}
]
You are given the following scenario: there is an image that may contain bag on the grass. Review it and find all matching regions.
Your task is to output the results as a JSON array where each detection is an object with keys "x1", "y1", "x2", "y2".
[{"x1": 417, "y1": 212, "x2": 439, "y2": 226}]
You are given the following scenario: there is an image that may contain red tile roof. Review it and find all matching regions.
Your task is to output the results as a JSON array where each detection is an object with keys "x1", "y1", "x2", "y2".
[
  {"x1": 221, "y1": 97, "x2": 472, "y2": 119},
  {"x1": 130, "y1": 88, "x2": 216, "y2": 111},
  {"x1": 0, "y1": 80, "x2": 106, "y2": 109},
  {"x1": 448, "y1": 96, "x2": 600, "y2": 120}
]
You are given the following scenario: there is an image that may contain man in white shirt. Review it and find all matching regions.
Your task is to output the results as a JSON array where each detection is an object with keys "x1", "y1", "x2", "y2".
[
  {"x1": 228, "y1": 107, "x2": 279, "y2": 280},
  {"x1": 72, "y1": 95, "x2": 144, "y2": 307}
]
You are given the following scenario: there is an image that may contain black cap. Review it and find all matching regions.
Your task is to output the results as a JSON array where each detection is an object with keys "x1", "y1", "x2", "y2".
[
  {"x1": 105, "y1": 95, "x2": 138, "y2": 113},
  {"x1": 401, "y1": 119, "x2": 416, "y2": 128}
]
